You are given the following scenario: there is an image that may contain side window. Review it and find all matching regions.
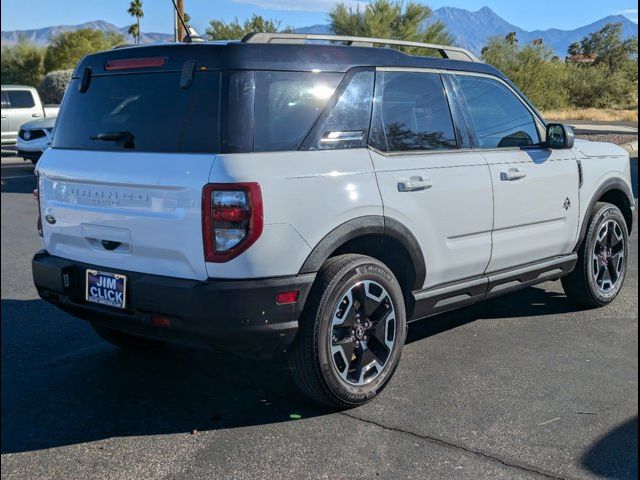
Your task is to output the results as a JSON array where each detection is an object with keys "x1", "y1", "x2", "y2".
[
  {"x1": 454, "y1": 75, "x2": 540, "y2": 148},
  {"x1": 369, "y1": 71, "x2": 457, "y2": 152},
  {"x1": 1, "y1": 91, "x2": 10, "y2": 108},
  {"x1": 7, "y1": 90, "x2": 35, "y2": 109},
  {"x1": 301, "y1": 70, "x2": 375, "y2": 150},
  {"x1": 254, "y1": 71, "x2": 343, "y2": 152}
]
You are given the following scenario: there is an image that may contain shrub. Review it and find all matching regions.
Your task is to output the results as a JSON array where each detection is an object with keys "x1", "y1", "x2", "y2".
[{"x1": 38, "y1": 69, "x2": 73, "y2": 104}]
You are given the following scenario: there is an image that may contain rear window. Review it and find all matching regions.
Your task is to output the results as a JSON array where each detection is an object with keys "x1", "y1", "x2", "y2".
[{"x1": 53, "y1": 72, "x2": 220, "y2": 153}]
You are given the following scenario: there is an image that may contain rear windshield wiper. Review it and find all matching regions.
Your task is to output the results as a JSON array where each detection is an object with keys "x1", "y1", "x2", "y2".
[{"x1": 90, "y1": 131, "x2": 135, "y2": 149}]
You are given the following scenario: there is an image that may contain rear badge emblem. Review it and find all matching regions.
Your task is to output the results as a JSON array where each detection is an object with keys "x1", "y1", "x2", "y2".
[
  {"x1": 563, "y1": 198, "x2": 571, "y2": 210},
  {"x1": 45, "y1": 215, "x2": 56, "y2": 224}
]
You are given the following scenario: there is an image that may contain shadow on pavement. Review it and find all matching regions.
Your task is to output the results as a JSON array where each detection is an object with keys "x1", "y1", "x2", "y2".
[
  {"x1": 1, "y1": 285, "x2": 587, "y2": 455},
  {"x1": 581, "y1": 416, "x2": 638, "y2": 480}
]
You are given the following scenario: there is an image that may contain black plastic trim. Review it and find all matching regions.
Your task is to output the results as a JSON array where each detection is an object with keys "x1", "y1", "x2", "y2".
[
  {"x1": 32, "y1": 251, "x2": 315, "y2": 357},
  {"x1": 299, "y1": 215, "x2": 426, "y2": 290},
  {"x1": 574, "y1": 179, "x2": 635, "y2": 251},
  {"x1": 410, "y1": 253, "x2": 578, "y2": 321}
]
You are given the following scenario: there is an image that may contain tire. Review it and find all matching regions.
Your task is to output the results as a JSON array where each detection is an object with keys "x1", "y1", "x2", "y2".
[
  {"x1": 287, "y1": 254, "x2": 407, "y2": 408},
  {"x1": 91, "y1": 323, "x2": 164, "y2": 350},
  {"x1": 562, "y1": 203, "x2": 629, "y2": 308}
]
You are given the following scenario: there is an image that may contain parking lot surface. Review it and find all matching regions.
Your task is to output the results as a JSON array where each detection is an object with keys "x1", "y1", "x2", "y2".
[{"x1": 1, "y1": 152, "x2": 638, "y2": 479}]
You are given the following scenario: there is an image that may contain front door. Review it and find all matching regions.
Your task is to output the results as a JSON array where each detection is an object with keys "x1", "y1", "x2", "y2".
[{"x1": 451, "y1": 73, "x2": 580, "y2": 272}]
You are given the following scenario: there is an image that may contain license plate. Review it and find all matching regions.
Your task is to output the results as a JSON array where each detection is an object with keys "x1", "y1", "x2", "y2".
[{"x1": 85, "y1": 269, "x2": 127, "y2": 309}]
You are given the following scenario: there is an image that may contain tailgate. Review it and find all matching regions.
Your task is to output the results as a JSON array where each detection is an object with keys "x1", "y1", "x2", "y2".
[{"x1": 37, "y1": 149, "x2": 214, "y2": 280}]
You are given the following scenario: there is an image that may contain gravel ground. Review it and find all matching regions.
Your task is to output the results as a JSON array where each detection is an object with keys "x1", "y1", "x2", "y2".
[{"x1": 576, "y1": 133, "x2": 638, "y2": 145}]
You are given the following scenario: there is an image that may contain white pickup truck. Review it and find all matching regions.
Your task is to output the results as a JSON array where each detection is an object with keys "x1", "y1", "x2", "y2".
[{"x1": 1, "y1": 85, "x2": 59, "y2": 145}]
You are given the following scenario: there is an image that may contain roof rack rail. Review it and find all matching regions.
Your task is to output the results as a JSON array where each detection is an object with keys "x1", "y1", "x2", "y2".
[{"x1": 242, "y1": 32, "x2": 480, "y2": 63}]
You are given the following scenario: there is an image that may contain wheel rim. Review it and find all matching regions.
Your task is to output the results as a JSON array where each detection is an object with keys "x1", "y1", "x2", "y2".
[
  {"x1": 592, "y1": 219, "x2": 626, "y2": 294},
  {"x1": 328, "y1": 280, "x2": 396, "y2": 386}
]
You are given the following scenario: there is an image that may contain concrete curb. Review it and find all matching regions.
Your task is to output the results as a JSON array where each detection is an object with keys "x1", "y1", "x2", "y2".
[{"x1": 620, "y1": 140, "x2": 638, "y2": 157}]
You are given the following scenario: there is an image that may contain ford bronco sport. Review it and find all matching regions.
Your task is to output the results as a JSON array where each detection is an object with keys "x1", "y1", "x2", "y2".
[{"x1": 32, "y1": 33, "x2": 635, "y2": 407}]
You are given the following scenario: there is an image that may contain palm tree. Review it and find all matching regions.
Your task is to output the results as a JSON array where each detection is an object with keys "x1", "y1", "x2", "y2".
[
  {"x1": 567, "y1": 42, "x2": 581, "y2": 57},
  {"x1": 127, "y1": 0, "x2": 144, "y2": 44},
  {"x1": 505, "y1": 32, "x2": 518, "y2": 45}
]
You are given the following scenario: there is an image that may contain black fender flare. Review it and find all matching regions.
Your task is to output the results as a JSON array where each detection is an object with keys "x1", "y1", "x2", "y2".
[
  {"x1": 299, "y1": 215, "x2": 426, "y2": 291},
  {"x1": 575, "y1": 178, "x2": 635, "y2": 251}
]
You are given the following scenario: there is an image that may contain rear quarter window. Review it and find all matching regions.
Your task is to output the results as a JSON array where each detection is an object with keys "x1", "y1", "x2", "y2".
[
  {"x1": 52, "y1": 71, "x2": 220, "y2": 153},
  {"x1": 254, "y1": 71, "x2": 343, "y2": 152}
]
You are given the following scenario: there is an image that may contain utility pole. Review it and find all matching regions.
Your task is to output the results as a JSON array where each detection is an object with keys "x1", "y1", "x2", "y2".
[{"x1": 177, "y1": 0, "x2": 185, "y2": 42}]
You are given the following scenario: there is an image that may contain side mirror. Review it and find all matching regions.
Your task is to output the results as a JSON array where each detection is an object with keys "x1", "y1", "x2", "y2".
[{"x1": 546, "y1": 123, "x2": 575, "y2": 149}]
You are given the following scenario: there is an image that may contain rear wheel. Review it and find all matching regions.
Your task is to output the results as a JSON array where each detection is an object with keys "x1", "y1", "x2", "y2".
[
  {"x1": 562, "y1": 203, "x2": 629, "y2": 308},
  {"x1": 287, "y1": 254, "x2": 407, "y2": 408},
  {"x1": 91, "y1": 323, "x2": 164, "y2": 350}
]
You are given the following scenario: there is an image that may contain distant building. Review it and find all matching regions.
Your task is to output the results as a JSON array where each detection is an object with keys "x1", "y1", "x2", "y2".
[
  {"x1": 566, "y1": 54, "x2": 596, "y2": 64},
  {"x1": 532, "y1": 38, "x2": 543, "y2": 46}
]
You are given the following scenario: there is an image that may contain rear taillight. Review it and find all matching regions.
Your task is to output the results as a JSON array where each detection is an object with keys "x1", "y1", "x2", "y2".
[
  {"x1": 33, "y1": 187, "x2": 42, "y2": 237},
  {"x1": 202, "y1": 183, "x2": 263, "y2": 262}
]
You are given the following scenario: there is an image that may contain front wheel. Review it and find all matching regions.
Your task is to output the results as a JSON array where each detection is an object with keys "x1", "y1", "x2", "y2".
[
  {"x1": 287, "y1": 254, "x2": 407, "y2": 408},
  {"x1": 562, "y1": 203, "x2": 629, "y2": 308}
]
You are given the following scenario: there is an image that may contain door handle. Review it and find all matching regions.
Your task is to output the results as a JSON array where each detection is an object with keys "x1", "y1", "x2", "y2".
[
  {"x1": 398, "y1": 176, "x2": 432, "y2": 192},
  {"x1": 0, "y1": 114, "x2": 6, "y2": 118},
  {"x1": 32, "y1": 113, "x2": 42, "y2": 117},
  {"x1": 500, "y1": 168, "x2": 527, "y2": 181}
]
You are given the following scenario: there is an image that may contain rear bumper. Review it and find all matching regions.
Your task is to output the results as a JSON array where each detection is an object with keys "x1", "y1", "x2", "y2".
[{"x1": 32, "y1": 251, "x2": 315, "y2": 357}]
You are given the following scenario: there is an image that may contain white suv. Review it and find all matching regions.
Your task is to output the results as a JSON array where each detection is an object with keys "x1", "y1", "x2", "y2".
[{"x1": 32, "y1": 34, "x2": 635, "y2": 407}]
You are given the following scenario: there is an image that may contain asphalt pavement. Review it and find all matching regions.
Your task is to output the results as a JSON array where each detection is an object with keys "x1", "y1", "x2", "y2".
[{"x1": 1, "y1": 153, "x2": 638, "y2": 480}]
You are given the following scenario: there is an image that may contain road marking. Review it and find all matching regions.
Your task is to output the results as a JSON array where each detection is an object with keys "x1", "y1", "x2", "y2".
[{"x1": 537, "y1": 417, "x2": 560, "y2": 426}]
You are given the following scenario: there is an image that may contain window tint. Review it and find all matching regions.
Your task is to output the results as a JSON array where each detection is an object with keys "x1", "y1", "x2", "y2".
[
  {"x1": 53, "y1": 71, "x2": 220, "y2": 153},
  {"x1": 454, "y1": 75, "x2": 540, "y2": 148},
  {"x1": 302, "y1": 70, "x2": 374, "y2": 150},
  {"x1": 370, "y1": 71, "x2": 457, "y2": 152},
  {"x1": 221, "y1": 70, "x2": 255, "y2": 153},
  {"x1": 254, "y1": 71, "x2": 342, "y2": 152},
  {"x1": 7, "y1": 90, "x2": 35, "y2": 108},
  {"x1": 1, "y1": 91, "x2": 10, "y2": 108}
]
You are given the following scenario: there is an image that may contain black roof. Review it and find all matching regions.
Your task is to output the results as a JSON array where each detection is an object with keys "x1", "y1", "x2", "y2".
[{"x1": 74, "y1": 41, "x2": 506, "y2": 79}]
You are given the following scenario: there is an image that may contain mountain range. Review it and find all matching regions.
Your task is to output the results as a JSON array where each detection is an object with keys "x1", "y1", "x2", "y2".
[{"x1": 1, "y1": 6, "x2": 638, "y2": 57}]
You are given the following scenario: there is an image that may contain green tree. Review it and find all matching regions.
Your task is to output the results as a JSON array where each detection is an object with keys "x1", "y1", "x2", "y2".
[
  {"x1": 206, "y1": 14, "x2": 293, "y2": 40},
  {"x1": 482, "y1": 35, "x2": 569, "y2": 110},
  {"x1": 44, "y1": 29, "x2": 125, "y2": 72},
  {"x1": 127, "y1": 0, "x2": 144, "y2": 44},
  {"x1": 567, "y1": 41, "x2": 581, "y2": 57},
  {"x1": 579, "y1": 23, "x2": 637, "y2": 73},
  {"x1": 0, "y1": 39, "x2": 46, "y2": 86},
  {"x1": 329, "y1": 0, "x2": 452, "y2": 52}
]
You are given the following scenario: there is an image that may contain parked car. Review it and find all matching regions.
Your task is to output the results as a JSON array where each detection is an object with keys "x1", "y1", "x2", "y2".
[
  {"x1": 32, "y1": 34, "x2": 635, "y2": 408},
  {"x1": 1, "y1": 85, "x2": 59, "y2": 145},
  {"x1": 15, "y1": 117, "x2": 55, "y2": 164}
]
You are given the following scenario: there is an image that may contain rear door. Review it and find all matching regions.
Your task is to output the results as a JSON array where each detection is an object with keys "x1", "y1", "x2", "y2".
[
  {"x1": 6, "y1": 89, "x2": 41, "y2": 134},
  {"x1": 369, "y1": 69, "x2": 494, "y2": 289},
  {"x1": 451, "y1": 73, "x2": 580, "y2": 272},
  {"x1": 37, "y1": 68, "x2": 222, "y2": 281}
]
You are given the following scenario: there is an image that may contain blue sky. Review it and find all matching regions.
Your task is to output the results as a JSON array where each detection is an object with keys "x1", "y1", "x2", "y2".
[{"x1": 1, "y1": 0, "x2": 638, "y2": 34}]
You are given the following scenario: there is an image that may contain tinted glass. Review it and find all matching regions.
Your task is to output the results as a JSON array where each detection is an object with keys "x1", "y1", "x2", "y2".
[
  {"x1": 221, "y1": 70, "x2": 255, "y2": 153},
  {"x1": 454, "y1": 75, "x2": 540, "y2": 148},
  {"x1": 1, "y1": 91, "x2": 10, "y2": 108},
  {"x1": 53, "y1": 71, "x2": 220, "y2": 153},
  {"x1": 302, "y1": 70, "x2": 374, "y2": 150},
  {"x1": 7, "y1": 90, "x2": 35, "y2": 108},
  {"x1": 370, "y1": 71, "x2": 457, "y2": 152},
  {"x1": 254, "y1": 71, "x2": 343, "y2": 152}
]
